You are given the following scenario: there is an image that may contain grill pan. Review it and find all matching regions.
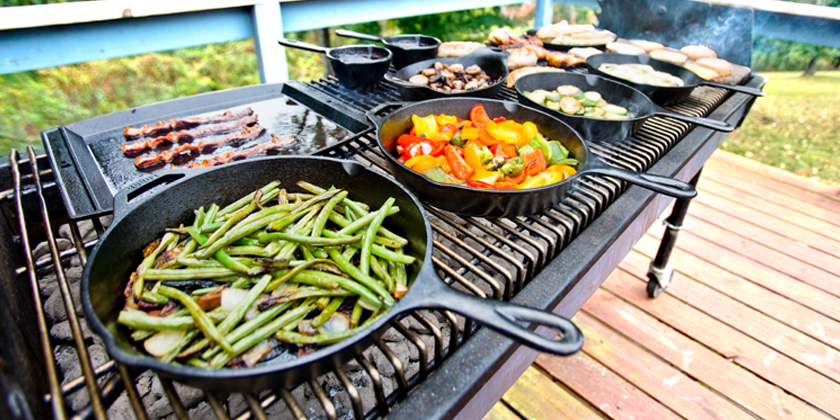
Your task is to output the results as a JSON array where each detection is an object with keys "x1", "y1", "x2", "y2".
[
  {"x1": 81, "y1": 156, "x2": 583, "y2": 392},
  {"x1": 514, "y1": 72, "x2": 734, "y2": 142},
  {"x1": 586, "y1": 53, "x2": 765, "y2": 106},
  {"x1": 367, "y1": 98, "x2": 697, "y2": 218}
]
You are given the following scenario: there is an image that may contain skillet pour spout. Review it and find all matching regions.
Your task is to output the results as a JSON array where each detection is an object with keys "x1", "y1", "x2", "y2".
[
  {"x1": 367, "y1": 98, "x2": 698, "y2": 218},
  {"x1": 82, "y1": 156, "x2": 583, "y2": 392}
]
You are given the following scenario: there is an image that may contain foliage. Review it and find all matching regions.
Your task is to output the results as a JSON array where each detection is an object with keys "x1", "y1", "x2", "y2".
[
  {"x1": 721, "y1": 71, "x2": 840, "y2": 186},
  {"x1": 752, "y1": 36, "x2": 840, "y2": 73},
  {"x1": 395, "y1": 7, "x2": 514, "y2": 42}
]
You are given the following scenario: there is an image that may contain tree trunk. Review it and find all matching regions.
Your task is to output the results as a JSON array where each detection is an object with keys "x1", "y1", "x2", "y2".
[{"x1": 803, "y1": 56, "x2": 818, "y2": 77}]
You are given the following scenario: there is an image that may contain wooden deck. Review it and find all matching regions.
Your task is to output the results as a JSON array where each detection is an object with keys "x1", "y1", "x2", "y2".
[{"x1": 484, "y1": 150, "x2": 840, "y2": 420}]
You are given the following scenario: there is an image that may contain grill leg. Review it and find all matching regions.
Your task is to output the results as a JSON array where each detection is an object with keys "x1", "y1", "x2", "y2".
[{"x1": 646, "y1": 167, "x2": 702, "y2": 298}]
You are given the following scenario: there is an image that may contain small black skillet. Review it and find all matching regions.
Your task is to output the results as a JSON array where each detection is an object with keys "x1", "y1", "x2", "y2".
[
  {"x1": 335, "y1": 29, "x2": 441, "y2": 69},
  {"x1": 277, "y1": 38, "x2": 392, "y2": 90},
  {"x1": 514, "y1": 72, "x2": 735, "y2": 142}
]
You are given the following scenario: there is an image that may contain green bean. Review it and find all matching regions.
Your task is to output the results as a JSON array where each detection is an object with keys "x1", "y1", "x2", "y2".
[
  {"x1": 201, "y1": 191, "x2": 261, "y2": 251},
  {"x1": 177, "y1": 257, "x2": 223, "y2": 268},
  {"x1": 292, "y1": 269, "x2": 383, "y2": 308},
  {"x1": 324, "y1": 248, "x2": 394, "y2": 307},
  {"x1": 194, "y1": 207, "x2": 206, "y2": 228},
  {"x1": 131, "y1": 329, "x2": 155, "y2": 341},
  {"x1": 230, "y1": 277, "x2": 251, "y2": 289},
  {"x1": 323, "y1": 231, "x2": 416, "y2": 265},
  {"x1": 271, "y1": 286, "x2": 355, "y2": 303},
  {"x1": 203, "y1": 204, "x2": 219, "y2": 229},
  {"x1": 312, "y1": 297, "x2": 345, "y2": 328},
  {"x1": 118, "y1": 311, "x2": 199, "y2": 331},
  {"x1": 199, "y1": 222, "x2": 224, "y2": 233},
  {"x1": 327, "y1": 212, "x2": 403, "y2": 248},
  {"x1": 265, "y1": 259, "x2": 334, "y2": 292},
  {"x1": 141, "y1": 292, "x2": 169, "y2": 305},
  {"x1": 209, "y1": 302, "x2": 317, "y2": 368},
  {"x1": 217, "y1": 181, "x2": 279, "y2": 217},
  {"x1": 133, "y1": 232, "x2": 178, "y2": 299},
  {"x1": 258, "y1": 232, "x2": 363, "y2": 246},
  {"x1": 370, "y1": 256, "x2": 394, "y2": 293},
  {"x1": 360, "y1": 198, "x2": 394, "y2": 276},
  {"x1": 222, "y1": 246, "x2": 271, "y2": 257},
  {"x1": 334, "y1": 206, "x2": 400, "y2": 237},
  {"x1": 312, "y1": 190, "x2": 348, "y2": 238},
  {"x1": 191, "y1": 287, "x2": 218, "y2": 296},
  {"x1": 145, "y1": 268, "x2": 239, "y2": 280},
  {"x1": 157, "y1": 285, "x2": 233, "y2": 353},
  {"x1": 342, "y1": 247, "x2": 357, "y2": 261},
  {"x1": 233, "y1": 237, "x2": 261, "y2": 246},
  {"x1": 350, "y1": 300, "x2": 364, "y2": 328},
  {"x1": 297, "y1": 182, "x2": 370, "y2": 212},
  {"x1": 275, "y1": 312, "x2": 384, "y2": 345},
  {"x1": 186, "y1": 358, "x2": 209, "y2": 368},
  {"x1": 201, "y1": 301, "x2": 294, "y2": 360},
  {"x1": 213, "y1": 250, "x2": 271, "y2": 276},
  {"x1": 161, "y1": 329, "x2": 201, "y2": 363}
]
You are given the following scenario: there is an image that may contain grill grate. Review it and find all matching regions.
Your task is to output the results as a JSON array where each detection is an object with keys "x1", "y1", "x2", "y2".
[{"x1": 5, "y1": 70, "x2": 729, "y2": 420}]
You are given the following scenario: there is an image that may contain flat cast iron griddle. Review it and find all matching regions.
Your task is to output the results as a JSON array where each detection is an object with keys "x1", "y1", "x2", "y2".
[{"x1": 42, "y1": 82, "x2": 372, "y2": 220}]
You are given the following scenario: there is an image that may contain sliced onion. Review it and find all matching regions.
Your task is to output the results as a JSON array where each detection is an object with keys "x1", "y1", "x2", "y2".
[
  {"x1": 357, "y1": 297, "x2": 381, "y2": 312},
  {"x1": 318, "y1": 313, "x2": 350, "y2": 334},
  {"x1": 270, "y1": 284, "x2": 290, "y2": 298},
  {"x1": 243, "y1": 294, "x2": 270, "y2": 321},
  {"x1": 144, "y1": 329, "x2": 186, "y2": 357},
  {"x1": 241, "y1": 338, "x2": 278, "y2": 368},
  {"x1": 220, "y1": 288, "x2": 249, "y2": 312},
  {"x1": 297, "y1": 319, "x2": 318, "y2": 336}
]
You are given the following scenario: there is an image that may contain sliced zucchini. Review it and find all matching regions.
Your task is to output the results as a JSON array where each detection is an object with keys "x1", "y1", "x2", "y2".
[
  {"x1": 559, "y1": 97, "x2": 582, "y2": 115},
  {"x1": 556, "y1": 85, "x2": 581, "y2": 96},
  {"x1": 603, "y1": 113, "x2": 630, "y2": 120},
  {"x1": 602, "y1": 104, "x2": 628, "y2": 115},
  {"x1": 583, "y1": 107, "x2": 606, "y2": 118},
  {"x1": 581, "y1": 91, "x2": 602, "y2": 107},
  {"x1": 545, "y1": 100, "x2": 561, "y2": 110},
  {"x1": 527, "y1": 90, "x2": 551, "y2": 105}
]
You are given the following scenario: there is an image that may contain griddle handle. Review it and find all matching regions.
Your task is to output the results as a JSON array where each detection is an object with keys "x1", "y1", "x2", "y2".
[
  {"x1": 335, "y1": 29, "x2": 385, "y2": 44},
  {"x1": 652, "y1": 107, "x2": 735, "y2": 133},
  {"x1": 585, "y1": 166, "x2": 698, "y2": 200},
  {"x1": 699, "y1": 81, "x2": 765, "y2": 98},
  {"x1": 366, "y1": 101, "x2": 409, "y2": 127}
]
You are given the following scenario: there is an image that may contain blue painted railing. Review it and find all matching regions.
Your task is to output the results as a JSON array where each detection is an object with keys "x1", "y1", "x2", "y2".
[{"x1": 1, "y1": 0, "x2": 838, "y2": 82}]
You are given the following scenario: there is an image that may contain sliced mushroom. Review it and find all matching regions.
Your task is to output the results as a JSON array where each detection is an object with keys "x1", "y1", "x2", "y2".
[
  {"x1": 421, "y1": 68, "x2": 437, "y2": 77},
  {"x1": 434, "y1": 61, "x2": 444, "y2": 70},
  {"x1": 408, "y1": 74, "x2": 430, "y2": 85},
  {"x1": 465, "y1": 65, "x2": 481, "y2": 75},
  {"x1": 441, "y1": 69, "x2": 455, "y2": 79},
  {"x1": 449, "y1": 63, "x2": 465, "y2": 73}
]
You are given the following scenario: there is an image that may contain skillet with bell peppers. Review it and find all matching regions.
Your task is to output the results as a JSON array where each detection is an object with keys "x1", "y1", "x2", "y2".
[{"x1": 395, "y1": 104, "x2": 580, "y2": 190}]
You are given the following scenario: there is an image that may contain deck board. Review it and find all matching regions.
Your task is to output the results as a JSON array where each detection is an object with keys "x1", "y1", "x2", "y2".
[{"x1": 486, "y1": 150, "x2": 840, "y2": 420}]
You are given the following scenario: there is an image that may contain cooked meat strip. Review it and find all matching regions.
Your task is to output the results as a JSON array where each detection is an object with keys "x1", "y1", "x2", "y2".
[
  {"x1": 545, "y1": 51, "x2": 587, "y2": 68},
  {"x1": 134, "y1": 125, "x2": 266, "y2": 168},
  {"x1": 123, "y1": 107, "x2": 254, "y2": 138},
  {"x1": 182, "y1": 134, "x2": 295, "y2": 168},
  {"x1": 505, "y1": 66, "x2": 564, "y2": 88},
  {"x1": 121, "y1": 115, "x2": 258, "y2": 154}
]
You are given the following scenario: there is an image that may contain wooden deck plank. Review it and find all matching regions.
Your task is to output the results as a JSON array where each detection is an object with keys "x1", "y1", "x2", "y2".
[
  {"x1": 600, "y1": 269, "x2": 840, "y2": 417},
  {"x1": 500, "y1": 366, "x2": 606, "y2": 420},
  {"x1": 536, "y1": 349, "x2": 684, "y2": 420},
  {"x1": 688, "y1": 201, "x2": 840, "y2": 273},
  {"x1": 645, "y1": 229, "x2": 840, "y2": 323},
  {"x1": 619, "y1": 250, "x2": 840, "y2": 383},
  {"x1": 581, "y1": 288, "x2": 829, "y2": 420},
  {"x1": 632, "y1": 233, "x2": 840, "y2": 350},
  {"x1": 691, "y1": 191, "x2": 840, "y2": 259},
  {"x1": 556, "y1": 314, "x2": 750, "y2": 420},
  {"x1": 709, "y1": 151, "x2": 840, "y2": 202},
  {"x1": 702, "y1": 159, "x2": 840, "y2": 215},
  {"x1": 697, "y1": 179, "x2": 840, "y2": 240},
  {"x1": 483, "y1": 402, "x2": 523, "y2": 420}
]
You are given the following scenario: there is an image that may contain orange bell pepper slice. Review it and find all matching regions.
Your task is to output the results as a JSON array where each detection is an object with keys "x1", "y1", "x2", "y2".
[
  {"x1": 522, "y1": 148, "x2": 547, "y2": 177},
  {"x1": 477, "y1": 129, "x2": 499, "y2": 146},
  {"x1": 444, "y1": 145, "x2": 475, "y2": 180},
  {"x1": 493, "y1": 180, "x2": 518, "y2": 190}
]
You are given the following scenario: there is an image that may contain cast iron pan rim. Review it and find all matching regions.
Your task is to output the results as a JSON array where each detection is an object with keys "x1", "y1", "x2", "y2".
[
  {"x1": 586, "y1": 53, "x2": 703, "y2": 90},
  {"x1": 81, "y1": 155, "x2": 433, "y2": 382},
  {"x1": 513, "y1": 72, "x2": 656, "y2": 124},
  {"x1": 375, "y1": 98, "x2": 590, "y2": 195},
  {"x1": 327, "y1": 45, "x2": 394, "y2": 64},
  {"x1": 525, "y1": 27, "x2": 613, "y2": 51},
  {"x1": 383, "y1": 34, "x2": 442, "y2": 51},
  {"x1": 391, "y1": 49, "x2": 509, "y2": 97}
]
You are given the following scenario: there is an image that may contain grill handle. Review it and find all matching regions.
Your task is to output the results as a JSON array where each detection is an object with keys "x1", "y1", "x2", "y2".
[
  {"x1": 651, "y1": 106, "x2": 735, "y2": 132},
  {"x1": 366, "y1": 101, "x2": 409, "y2": 127},
  {"x1": 583, "y1": 165, "x2": 698, "y2": 200},
  {"x1": 698, "y1": 80, "x2": 765, "y2": 98}
]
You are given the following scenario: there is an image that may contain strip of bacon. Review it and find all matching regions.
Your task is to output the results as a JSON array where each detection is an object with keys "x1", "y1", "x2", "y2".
[
  {"x1": 121, "y1": 115, "x2": 258, "y2": 154},
  {"x1": 134, "y1": 125, "x2": 266, "y2": 168},
  {"x1": 123, "y1": 107, "x2": 254, "y2": 138},
  {"x1": 183, "y1": 134, "x2": 295, "y2": 168}
]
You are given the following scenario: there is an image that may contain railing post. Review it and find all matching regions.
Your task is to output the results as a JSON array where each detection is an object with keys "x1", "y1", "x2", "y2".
[
  {"x1": 535, "y1": 0, "x2": 554, "y2": 28},
  {"x1": 252, "y1": 2, "x2": 288, "y2": 83}
]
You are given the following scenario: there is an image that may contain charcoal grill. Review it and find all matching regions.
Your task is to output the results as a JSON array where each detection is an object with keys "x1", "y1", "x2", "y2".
[{"x1": 0, "y1": 63, "x2": 765, "y2": 420}]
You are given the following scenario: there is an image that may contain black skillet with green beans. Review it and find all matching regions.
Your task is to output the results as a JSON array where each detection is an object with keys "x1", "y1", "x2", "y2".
[{"x1": 82, "y1": 156, "x2": 582, "y2": 392}]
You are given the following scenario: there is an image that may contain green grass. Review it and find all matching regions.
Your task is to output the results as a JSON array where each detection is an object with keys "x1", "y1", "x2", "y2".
[{"x1": 721, "y1": 71, "x2": 840, "y2": 186}]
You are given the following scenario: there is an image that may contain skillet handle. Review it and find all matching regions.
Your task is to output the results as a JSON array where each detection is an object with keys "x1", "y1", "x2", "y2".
[
  {"x1": 412, "y1": 282, "x2": 583, "y2": 355},
  {"x1": 335, "y1": 29, "x2": 384, "y2": 43},
  {"x1": 585, "y1": 167, "x2": 698, "y2": 200},
  {"x1": 365, "y1": 101, "x2": 409, "y2": 127},
  {"x1": 383, "y1": 73, "x2": 416, "y2": 88},
  {"x1": 652, "y1": 107, "x2": 735, "y2": 132},
  {"x1": 697, "y1": 80, "x2": 765, "y2": 98},
  {"x1": 112, "y1": 169, "x2": 200, "y2": 221},
  {"x1": 277, "y1": 38, "x2": 330, "y2": 54}
]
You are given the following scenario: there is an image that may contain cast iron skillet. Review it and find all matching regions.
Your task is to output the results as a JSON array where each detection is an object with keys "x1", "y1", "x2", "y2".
[
  {"x1": 383, "y1": 48, "x2": 509, "y2": 101},
  {"x1": 525, "y1": 28, "x2": 611, "y2": 53},
  {"x1": 335, "y1": 29, "x2": 441, "y2": 69},
  {"x1": 586, "y1": 53, "x2": 765, "y2": 106},
  {"x1": 277, "y1": 38, "x2": 392, "y2": 90},
  {"x1": 514, "y1": 72, "x2": 734, "y2": 142},
  {"x1": 367, "y1": 98, "x2": 697, "y2": 218},
  {"x1": 81, "y1": 156, "x2": 583, "y2": 392}
]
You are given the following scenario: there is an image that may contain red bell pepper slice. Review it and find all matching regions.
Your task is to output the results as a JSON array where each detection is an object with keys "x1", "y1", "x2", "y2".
[
  {"x1": 397, "y1": 134, "x2": 427, "y2": 146},
  {"x1": 444, "y1": 145, "x2": 475, "y2": 180},
  {"x1": 404, "y1": 141, "x2": 445, "y2": 159},
  {"x1": 469, "y1": 104, "x2": 491, "y2": 130},
  {"x1": 522, "y1": 149, "x2": 547, "y2": 177},
  {"x1": 467, "y1": 180, "x2": 494, "y2": 189},
  {"x1": 493, "y1": 180, "x2": 518, "y2": 190},
  {"x1": 493, "y1": 117, "x2": 507, "y2": 123},
  {"x1": 490, "y1": 143, "x2": 517, "y2": 159},
  {"x1": 507, "y1": 171, "x2": 527, "y2": 185}
]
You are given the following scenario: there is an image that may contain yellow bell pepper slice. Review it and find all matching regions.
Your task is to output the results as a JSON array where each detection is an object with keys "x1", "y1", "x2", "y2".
[
  {"x1": 546, "y1": 164, "x2": 577, "y2": 179},
  {"x1": 518, "y1": 121, "x2": 538, "y2": 147},
  {"x1": 469, "y1": 170, "x2": 503, "y2": 185},
  {"x1": 435, "y1": 114, "x2": 458, "y2": 127},
  {"x1": 405, "y1": 155, "x2": 438, "y2": 173},
  {"x1": 485, "y1": 120, "x2": 519, "y2": 144},
  {"x1": 411, "y1": 114, "x2": 439, "y2": 138},
  {"x1": 435, "y1": 155, "x2": 451, "y2": 172},
  {"x1": 516, "y1": 171, "x2": 565, "y2": 189},
  {"x1": 463, "y1": 140, "x2": 488, "y2": 171},
  {"x1": 460, "y1": 127, "x2": 480, "y2": 141}
]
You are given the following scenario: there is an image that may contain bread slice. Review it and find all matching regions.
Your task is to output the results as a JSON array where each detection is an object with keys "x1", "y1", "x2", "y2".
[
  {"x1": 695, "y1": 58, "x2": 733, "y2": 78},
  {"x1": 680, "y1": 45, "x2": 717, "y2": 61},
  {"x1": 606, "y1": 42, "x2": 646, "y2": 55},
  {"x1": 437, "y1": 42, "x2": 484, "y2": 58},
  {"x1": 630, "y1": 40, "x2": 664, "y2": 53},
  {"x1": 650, "y1": 50, "x2": 688, "y2": 66},
  {"x1": 684, "y1": 63, "x2": 720, "y2": 80}
]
